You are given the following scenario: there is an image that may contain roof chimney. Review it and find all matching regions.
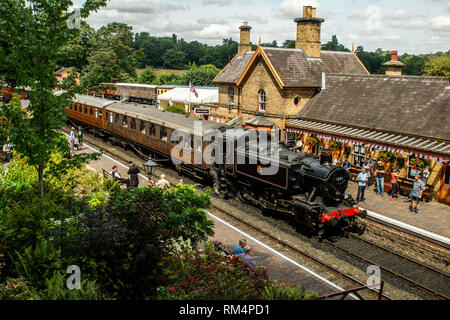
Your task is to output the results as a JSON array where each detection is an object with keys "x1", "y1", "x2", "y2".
[
  {"x1": 238, "y1": 22, "x2": 252, "y2": 56},
  {"x1": 294, "y1": 6, "x2": 324, "y2": 58},
  {"x1": 383, "y1": 51, "x2": 405, "y2": 76}
]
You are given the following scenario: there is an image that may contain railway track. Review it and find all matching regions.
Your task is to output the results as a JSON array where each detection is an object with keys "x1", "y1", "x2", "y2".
[
  {"x1": 66, "y1": 126, "x2": 449, "y2": 300},
  {"x1": 325, "y1": 234, "x2": 450, "y2": 300}
]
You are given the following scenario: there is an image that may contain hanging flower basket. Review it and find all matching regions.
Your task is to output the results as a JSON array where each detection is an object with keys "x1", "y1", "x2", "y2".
[
  {"x1": 378, "y1": 151, "x2": 398, "y2": 163},
  {"x1": 306, "y1": 136, "x2": 320, "y2": 148},
  {"x1": 410, "y1": 157, "x2": 430, "y2": 171},
  {"x1": 329, "y1": 140, "x2": 343, "y2": 151}
]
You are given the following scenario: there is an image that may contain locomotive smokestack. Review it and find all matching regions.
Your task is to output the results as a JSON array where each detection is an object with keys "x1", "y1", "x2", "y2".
[{"x1": 319, "y1": 148, "x2": 333, "y2": 165}]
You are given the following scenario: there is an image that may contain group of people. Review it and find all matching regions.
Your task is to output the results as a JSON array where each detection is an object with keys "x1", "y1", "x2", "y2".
[
  {"x1": 353, "y1": 159, "x2": 425, "y2": 214},
  {"x1": 69, "y1": 126, "x2": 84, "y2": 152},
  {"x1": 233, "y1": 239, "x2": 257, "y2": 270},
  {"x1": 110, "y1": 161, "x2": 140, "y2": 190}
]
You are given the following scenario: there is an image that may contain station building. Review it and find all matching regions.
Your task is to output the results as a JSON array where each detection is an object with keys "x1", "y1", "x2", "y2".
[{"x1": 211, "y1": 5, "x2": 450, "y2": 204}]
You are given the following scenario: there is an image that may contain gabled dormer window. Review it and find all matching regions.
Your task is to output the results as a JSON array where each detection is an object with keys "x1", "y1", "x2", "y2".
[{"x1": 258, "y1": 89, "x2": 266, "y2": 112}]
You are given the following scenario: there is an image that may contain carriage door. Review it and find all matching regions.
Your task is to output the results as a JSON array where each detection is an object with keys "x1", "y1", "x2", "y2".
[{"x1": 438, "y1": 163, "x2": 450, "y2": 205}]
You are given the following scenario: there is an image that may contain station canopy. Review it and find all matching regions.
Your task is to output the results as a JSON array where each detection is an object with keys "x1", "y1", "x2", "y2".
[{"x1": 157, "y1": 87, "x2": 218, "y2": 105}]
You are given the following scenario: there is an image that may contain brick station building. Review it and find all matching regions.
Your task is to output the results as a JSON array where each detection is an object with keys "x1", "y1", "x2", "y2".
[
  {"x1": 211, "y1": 6, "x2": 369, "y2": 129},
  {"x1": 285, "y1": 73, "x2": 450, "y2": 204}
]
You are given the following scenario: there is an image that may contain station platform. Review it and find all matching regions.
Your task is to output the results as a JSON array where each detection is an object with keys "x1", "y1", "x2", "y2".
[{"x1": 346, "y1": 182, "x2": 450, "y2": 241}]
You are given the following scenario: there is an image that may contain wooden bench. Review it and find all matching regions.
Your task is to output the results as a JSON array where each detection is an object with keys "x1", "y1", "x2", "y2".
[{"x1": 102, "y1": 168, "x2": 114, "y2": 180}]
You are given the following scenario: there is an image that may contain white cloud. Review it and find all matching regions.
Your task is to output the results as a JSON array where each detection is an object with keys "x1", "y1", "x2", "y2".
[
  {"x1": 194, "y1": 24, "x2": 235, "y2": 39},
  {"x1": 389, "y1": 19, "x2": 426, "y2": 29},
  {"x1": 430, "y1": 15, "x2": 450, "y2": 31},
  {"x1": 202, "y1": 0, "x2": 231, "y2": 6},
  {"x1": 274, "y1": 0, "x2": 320, "y2": 19}
]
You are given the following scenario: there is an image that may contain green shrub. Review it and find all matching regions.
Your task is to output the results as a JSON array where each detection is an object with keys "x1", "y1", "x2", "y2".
[
  {"x1": 0, "y1": 277, "x2": 37, "y2": 300},
  {"x1": 157, "y1": 244, "x2": 271, "y2": 300},
  {"x1": 263, "y1": 284, "x2": 317, "y2": 300}
]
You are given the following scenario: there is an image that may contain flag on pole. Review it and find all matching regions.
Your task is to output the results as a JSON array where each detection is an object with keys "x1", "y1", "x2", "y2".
[{"x1": 189, "y1": 81, "x2": 198, "y2": 98}]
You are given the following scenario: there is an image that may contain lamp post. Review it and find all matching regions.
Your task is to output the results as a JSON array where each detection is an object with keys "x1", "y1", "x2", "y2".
[{"x1": 143, "y1": 159, "x2": 158, "y2": 187}]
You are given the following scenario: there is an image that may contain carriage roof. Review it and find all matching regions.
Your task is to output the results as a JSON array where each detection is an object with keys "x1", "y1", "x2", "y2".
[{"x1": 105, "y1": 101, "x2": 229, "y2": 135}]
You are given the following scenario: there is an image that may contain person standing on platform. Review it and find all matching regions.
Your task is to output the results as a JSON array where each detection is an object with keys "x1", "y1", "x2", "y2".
[
  {"x1": 363, "y1": 160, "x2": 371, "y2": 187},
  {"x1": 234, "y1": 239, "x2": 247, "y2": 255},
  {"x1": 389, "y1": 168, "x2": 400, "y2": 200},
  {"x1": 77, "y1": 126, "x2": 84, "y2": 150},
  {"x1": 127, "y1": 161, "x2": 140, "y2": 189},
  {"x1": 356, "y1": 167, "x2": 369, "y2": 203},
  {"x1": 374, "y1": 160, "x2": 386, "y2": 195},
  {"x1": 410, "y1": 174, "x2": 425, "y2": 214},
  {"x1": 69, "y1": 127, "x2": 76, "y2": 152}
]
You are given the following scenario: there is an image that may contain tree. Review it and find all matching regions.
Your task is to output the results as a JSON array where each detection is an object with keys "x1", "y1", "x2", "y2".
[
  {"x1": 81, "y1": 22, "x2": 144, "y2": 87},
  {"x1": 162, "y1": 49, "x2": 187, "y2": 70},
  {"x1": 57, "y1": 21, "x2": 95, "y2": 71},
  {"x1": 0, "y1": 0, "x2": 107, "y2": 198},
  {"x1": 322, "y1": 35, "x2": 350, "y2": 52},
  {"x1": 181, "y1": 64, "x2": 220, "y2": 87},
  {"x1": 282, "y1": 40, "x2": 296, "y2": 49},
  {"x1": 423, "y1": 52, "x2": 450, "y2": 76},
  {"x1": 157, "y1": 72, "x2": 183, "y2": 85},
  {"x1": 138, "y1": 66, "x2": 157, "y2": 84}
]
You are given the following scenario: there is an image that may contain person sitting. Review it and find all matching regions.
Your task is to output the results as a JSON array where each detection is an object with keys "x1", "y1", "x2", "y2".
[
  {"x1": 343, "y1": 160, "x2": 352, "y2": 171},
  {"x1": 234, "y1": 239, "x2": 247, "y2": 255},
  {"x1": 155, "y1": 174, "x2": 170, "y2": 189},
  {"x1": 236, "y1": 245, "x2": 257, "y2": 270},
  {"x1": 110, "y1": 165, "x2": 130, "y2": 189}
]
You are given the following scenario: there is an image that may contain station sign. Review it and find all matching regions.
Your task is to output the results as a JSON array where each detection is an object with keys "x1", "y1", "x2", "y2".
[{"x1": 194, "y1": 108, "x2": 210, "y2": 115}]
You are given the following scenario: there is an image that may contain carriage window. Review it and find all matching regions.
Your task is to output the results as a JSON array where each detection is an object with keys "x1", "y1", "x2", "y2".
[
  {"x1": 160, "y1": 126, "x2": 167, "y2": 141},
  {"x1": 84, "y1": 105, "x2": 88, "y2": 114},
  {"x1": 73, "y1": 104, "x2": 77, "y2": 112},
  {"x1": 106, "y1": 112, "x2": 109, "y2": 122},
  {"x1": 122, "y1": 116, "x2": 128, "y2": 128},
  {"x1": 130, "y1": 118, "x2": 136, "y2": 130},
  {"x1": 89, "y1": 108, "x2": 93, "y2": 116},
  {"x1": 115, "y1": 113, "x2": 120, "y2": 125},
  {"x1": 140, "y1": 121, "x2": 146, "y2": 134},
  {"x1": 149, "y1": 123, "x2": 156, "y2": 136},
  {"x1": 353, "y1": 144, "x2": 366, "y2": 167},
  {"x1": 95, "y1": 109, "x2": 98, "y2": 118}
]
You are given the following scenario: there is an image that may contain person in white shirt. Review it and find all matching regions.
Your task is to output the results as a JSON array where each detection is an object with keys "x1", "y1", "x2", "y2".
[
  {"x1": 155, "y1": 174, "x2": 171, "y2": 189},
  {"x1": 110, "y1": 165, "x2": 130, "y2": 189},
  {"x1": 70, "y1": 127, "x2": 76, "y2": 151}
]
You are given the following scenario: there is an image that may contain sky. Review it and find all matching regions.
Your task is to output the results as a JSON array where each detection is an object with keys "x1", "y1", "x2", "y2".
[{"x1": 73, "y1": 0, "x2": 450, "y2": 54}]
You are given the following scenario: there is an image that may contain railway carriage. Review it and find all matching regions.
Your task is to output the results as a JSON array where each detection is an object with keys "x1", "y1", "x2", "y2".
[{"x1": 115, "y1": 83, "x2": 158, "y2": 105}]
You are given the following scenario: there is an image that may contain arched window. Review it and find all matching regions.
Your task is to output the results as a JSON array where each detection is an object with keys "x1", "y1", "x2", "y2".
[
  {"x1": 228, "y1": 87, "x2": 235, "y2": 105},
  {"x1": 258, "y1": 89, "x2": 266, "y2": 112}
]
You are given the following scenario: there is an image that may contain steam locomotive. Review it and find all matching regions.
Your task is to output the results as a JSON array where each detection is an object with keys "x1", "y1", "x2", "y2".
[
  {"x1": 210, "y1": 129, "x2": 367, "y2": 235},
  {"x1": 65, "y1": 94, "x2": 366, "y2": 236}
]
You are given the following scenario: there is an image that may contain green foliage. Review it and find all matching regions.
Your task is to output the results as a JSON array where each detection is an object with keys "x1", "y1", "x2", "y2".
[
  {"x1": 157, "y1": 72, "x2": 183, "y2": 85},
  {"x1": 57, "y1": 22, "x2": 95, "y2": 71},
  {"x1": 0, "y1": 0, "x2": 107, "y2": 198},
  {"x1": 322, "y1": 35, "x2": 350, "y2": 52},
  {"x1": 181, "y1": 64, "x2": 221, "y2": 87},
  {"x1": 423, "y1": 52, "x2": 450, "y2": 76},
  {"x1": 138, "y1": 66, "x2": 158, "y2": 84},
  {"x1": 263, "y1": 284, "x2": 317, "y2": 300},
  {"x1": 81, "y1": 22, "x2": 144, "y2": 87},
  {"x1": 0, "y1": 277, "x2": 36, "y2": 300},
  {"x1": 163, "y1": 49, "x2": 187, "y2": 70},
  {"x1": 165, "y1": 105, "x2": 186, "y2": 114},
  {"x1": 31, "y1": 272, "x2": 109, "y2": 300}
]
